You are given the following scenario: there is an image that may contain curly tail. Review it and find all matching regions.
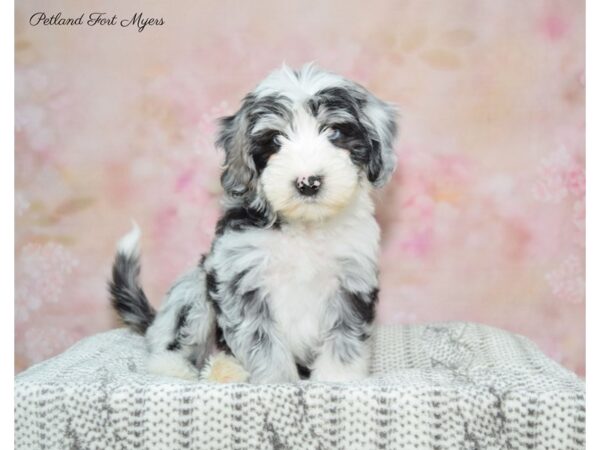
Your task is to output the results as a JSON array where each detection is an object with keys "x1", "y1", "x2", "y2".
[{"x1": 109, "y1": 223, "x2": 156, "y2": 334}]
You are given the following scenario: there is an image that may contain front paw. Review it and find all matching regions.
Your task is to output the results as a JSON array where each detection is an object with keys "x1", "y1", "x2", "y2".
[{"x1": 201, "y1": 352, "x2": 249, "y2": 383}]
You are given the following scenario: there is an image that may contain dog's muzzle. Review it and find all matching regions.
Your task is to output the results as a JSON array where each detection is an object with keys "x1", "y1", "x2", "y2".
[{"x1": 295, "y1": 175, "x2": 323, "y2": 197}]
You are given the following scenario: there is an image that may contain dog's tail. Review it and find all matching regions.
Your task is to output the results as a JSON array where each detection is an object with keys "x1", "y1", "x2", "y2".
[{"x1": 109, "y1": 222, "x2": 156, "y2": 334}]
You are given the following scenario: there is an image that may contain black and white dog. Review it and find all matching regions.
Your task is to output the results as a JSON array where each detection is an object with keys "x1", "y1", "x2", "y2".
[{"x1": 110, "y1": 64, "x2": 398, "y2": 384}]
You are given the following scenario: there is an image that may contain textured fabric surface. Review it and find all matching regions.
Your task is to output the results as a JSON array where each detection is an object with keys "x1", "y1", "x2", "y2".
[{"x1": 15, "y1": 322, "x2": 585, "y2": 449}]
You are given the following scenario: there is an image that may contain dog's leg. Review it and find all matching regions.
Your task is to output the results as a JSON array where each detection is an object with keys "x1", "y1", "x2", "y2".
[
  {"x1": 311, "y1": 336, "x2": 370, "y2": 383},
  {"x1": 226, "y1": 324, "x2": 299, "y2": 384},
  {"x1": 204, "y1": 238, "x2": 299, "y2": 384},
  {"x1": 216, "y1": 290, "x2": 299, "y2": 384},
  {"x1": 311, "y1": 288, "x2": 377, "y2": 383},
  {"x1": 145, "y1": 267, "x2": 216, "y2": 380}
]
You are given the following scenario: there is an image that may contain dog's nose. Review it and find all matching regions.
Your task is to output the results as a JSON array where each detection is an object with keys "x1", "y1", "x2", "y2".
[{"x1": 295, "y1": 175, "x2": 323, "y2": 196}]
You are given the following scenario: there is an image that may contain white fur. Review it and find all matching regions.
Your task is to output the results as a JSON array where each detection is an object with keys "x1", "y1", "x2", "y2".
[
  {"x1": 145, "y1": 267, "x2": 215, "y2": 363},
  {"x1": 111, "y1": 64, "x2": 398, "y2": 385},
  {"x1": 147, "y1": 352, "x2": 200, "y2": 381},
  {"x1": 311, "y1": 344, "x2": 370, "y2": 383},
  {"x1": 265, "y1": 188, "x2": 378, "y2": 364},
  {"x1": 255, "y1": 63, "x2": 347, "y2": 103},
  {"x1": 206, "y1": 186, "x2": 379, "y2": 382},
  {"x1": 261, "y1": 111, "x2": 361, "y2": 222},
  {"x1": 116, "y1": 221, "x2": 141, "y2": 256}
]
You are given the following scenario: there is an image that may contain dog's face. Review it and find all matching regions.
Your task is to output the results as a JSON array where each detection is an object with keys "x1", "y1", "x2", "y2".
[{"x1": 217, "y1": 64, "x2": 398, "y2": 222}]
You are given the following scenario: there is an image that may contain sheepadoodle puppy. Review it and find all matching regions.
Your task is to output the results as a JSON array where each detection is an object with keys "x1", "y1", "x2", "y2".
[{"x1": 110, "y1": 64, "x2": 398, "y2": 384}]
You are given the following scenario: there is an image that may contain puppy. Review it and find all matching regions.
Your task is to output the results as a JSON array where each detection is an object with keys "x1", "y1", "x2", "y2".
[{"x1": 109, "y1": 64, "x2": 398, "y2": 383}]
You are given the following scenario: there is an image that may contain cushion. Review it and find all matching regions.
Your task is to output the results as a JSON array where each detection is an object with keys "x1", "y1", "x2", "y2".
[{"x1": 15, "y1": 322, "x2": 585, "y2": 449}]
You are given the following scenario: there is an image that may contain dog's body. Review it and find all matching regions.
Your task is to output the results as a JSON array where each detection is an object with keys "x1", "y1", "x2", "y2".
[{"x1": 110, "y1": 64, "x2": 398, "y2": 383}]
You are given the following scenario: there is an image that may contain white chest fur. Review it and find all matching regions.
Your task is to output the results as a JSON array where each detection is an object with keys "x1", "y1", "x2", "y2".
[{"x1": 260, "y1": 191, "x2": 380, "y2": 363}]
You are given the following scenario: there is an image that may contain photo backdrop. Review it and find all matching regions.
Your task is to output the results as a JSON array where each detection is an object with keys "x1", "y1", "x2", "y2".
[{"x1": 15, "y1": 0, "x2": 585, "y2": 375}]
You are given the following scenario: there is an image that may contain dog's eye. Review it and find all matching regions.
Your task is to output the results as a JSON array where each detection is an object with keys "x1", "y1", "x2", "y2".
[
  {"x1": 328, "y1": 127, "x2": 343, "y2": 141},
  {"x1": 271, "y1": 133, "x2": 282, "y2": 146},
  {"x1": 252, "y1": 131, "x2": 283, "y2": 173},
  {"x1": 262, "y1": 131, "x2": 283, "y2": 148}
]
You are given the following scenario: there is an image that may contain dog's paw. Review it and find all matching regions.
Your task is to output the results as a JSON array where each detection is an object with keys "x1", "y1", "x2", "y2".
[
  {"x1": 147, "y1": 352, "x2": 200, "y2": 381},
  {"x1": 201, "y1": 352, "x2": 249, "y2": 383}
]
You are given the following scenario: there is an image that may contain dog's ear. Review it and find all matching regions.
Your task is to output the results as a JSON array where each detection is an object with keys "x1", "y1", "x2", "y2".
[
  {"x1": 216, "y1": 100, "x2": 258, "y2": 199},
  {"x1": 357, "y1": 91, "x2": 399, "y2": 188}
]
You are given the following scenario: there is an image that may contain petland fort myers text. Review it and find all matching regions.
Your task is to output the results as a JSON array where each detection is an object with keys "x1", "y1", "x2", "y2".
[{"x1": 29, "y1": 12, "x2": 164, "y2": 32}]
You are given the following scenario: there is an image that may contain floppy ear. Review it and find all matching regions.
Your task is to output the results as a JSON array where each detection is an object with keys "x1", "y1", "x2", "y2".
[
  {"x1": 215, "y1": 102, "x2": 258, "y2": 199},
  {"x1": 359, "y1": 93, "x2": 399, "y2": 188}
]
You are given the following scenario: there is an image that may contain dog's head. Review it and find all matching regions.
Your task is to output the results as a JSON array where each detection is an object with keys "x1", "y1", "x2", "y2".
[{"x1": 216, "y1": 64, "x2": 398, "y2": 223}]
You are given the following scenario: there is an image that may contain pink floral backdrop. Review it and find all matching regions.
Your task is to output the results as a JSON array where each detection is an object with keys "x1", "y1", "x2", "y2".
[{"x1": 15, "y1": 0, "x2": 585, "y2": 375}]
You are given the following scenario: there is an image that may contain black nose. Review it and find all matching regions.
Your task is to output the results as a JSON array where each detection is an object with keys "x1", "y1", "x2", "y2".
[{"x1": 296, "y1": 175, "x2": 323, "y2": 196}]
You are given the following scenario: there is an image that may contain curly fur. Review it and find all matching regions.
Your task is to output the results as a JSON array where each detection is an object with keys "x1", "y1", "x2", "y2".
[{"x1": 109, "y1": 63, "x2": 398, "y2": 383}]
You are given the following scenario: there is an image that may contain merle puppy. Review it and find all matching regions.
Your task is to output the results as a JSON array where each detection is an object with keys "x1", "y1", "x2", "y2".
[{"x1": 110, "y1": 64, "x2": 398, "y2": 384}]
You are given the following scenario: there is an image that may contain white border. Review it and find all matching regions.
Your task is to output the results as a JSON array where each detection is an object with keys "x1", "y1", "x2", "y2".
[{"x1": 2, "y1": 0, "x2": 15, "y2": 445}]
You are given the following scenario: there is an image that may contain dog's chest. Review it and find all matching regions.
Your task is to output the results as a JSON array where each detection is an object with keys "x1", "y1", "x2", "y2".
[{"x1": 260, "y1": 218, "x2": 376, "y2": 361}]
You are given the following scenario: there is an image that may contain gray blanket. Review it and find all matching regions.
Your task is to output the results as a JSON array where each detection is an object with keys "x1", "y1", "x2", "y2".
[{"x1": 15, "y1": 322, "x2": 585, "y2": 449}]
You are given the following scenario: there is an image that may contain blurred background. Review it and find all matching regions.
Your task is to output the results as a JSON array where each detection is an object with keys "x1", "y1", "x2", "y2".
[{"x1": 15, "y1": 0, "x2": 585, "y2": 375}]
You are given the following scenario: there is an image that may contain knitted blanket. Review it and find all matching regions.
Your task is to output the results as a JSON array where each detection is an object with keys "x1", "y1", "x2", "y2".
[{"x1": 15, "y1": 322, "x2": 585, "y2": 449}]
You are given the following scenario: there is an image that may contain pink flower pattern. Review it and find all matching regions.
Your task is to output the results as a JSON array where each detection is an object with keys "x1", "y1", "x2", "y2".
[
  {"x1": 545, "y1": 256, "x2": 585, "y2": 305},
  {"x1": 15, "y1": 0, "x2": 585, "y2": 376}
]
